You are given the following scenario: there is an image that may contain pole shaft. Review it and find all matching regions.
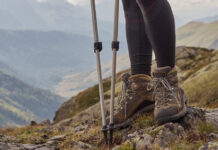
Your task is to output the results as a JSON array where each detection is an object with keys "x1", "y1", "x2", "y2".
[
  {"x1": 113, "y1": 0, "x2": 119, "y2": 41},
  {"x1": 96, "y1": 51, "x2": 106, "y2": 126},
  {"x1": 90, "y1": 0, "x2": 99, "y2": 42},
  {"x1": 110, "y1": 0, "x2": 119, "y2": 124},
  {"x1": 110, "y1": 50, "x2": 117, "y2": 123},
  {"x1": 90, "y1": 0, "x2": 106, "y2": 126}
]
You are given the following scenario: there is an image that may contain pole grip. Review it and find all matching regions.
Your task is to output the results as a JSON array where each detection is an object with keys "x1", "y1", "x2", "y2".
[
  {"x1": 112, "y1": 41, "x2": 119, "y2": 51},
  {"x1": 94, "y1": 42, "x2": 102, "y2": 53}
]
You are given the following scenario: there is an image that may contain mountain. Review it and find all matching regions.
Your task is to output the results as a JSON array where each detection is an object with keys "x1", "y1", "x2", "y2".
[
  {"x1": 0, "y1": 0, "x2": 122, "y2": 38},
  {"x1": 0, "y1": 70, "x2": 65, "y2": 127},
  {"x1": 55, "y1": 52, "x2": 130, "y2": 97},
  {"x1": 0, "y1": 30, "x2": 116, "y2": 90},
  {"x1": 0, "y1": 60, "x2": 17, "y2": 76},
  {"x1": 0, "y1": 46, "x2": 217, "y2": 149},
  {"x1": 55, "y1": 20, "x2": 218, "y2": 97},
  {"x1": 54, "y1": 46, "x2": 218, "y2": 123},
  {"x1": 0, "y1": 0, "x2": 48, "y2": 30},
  {"x1": 176, "y1": 21, "x2": 218, "y2": 49},
  {"x1": 196, "y1": 15, "x2": 218, "y2": 23}
]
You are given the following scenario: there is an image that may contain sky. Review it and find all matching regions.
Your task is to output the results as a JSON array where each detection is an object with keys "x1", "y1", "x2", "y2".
[{"x1": 66, "y1": 0, "x2": 218, "y2": 21}]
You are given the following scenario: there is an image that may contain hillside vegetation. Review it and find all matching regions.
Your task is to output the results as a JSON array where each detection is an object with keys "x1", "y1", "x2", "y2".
[
  {"x1": 56, "y1": 20, "x2": 218, "y2": 98},
  {"x1": 54, "y1": 46, "x2": 218, "y2": 123},
  {"x1": 0, "y1": 71, "x2": 65, "y2": 127},
  {"x1": 0, "y1": 46, "x2": 217, "y2": 150},
  {"x1": 176, "y1": 21, "x2": 218, "y2": 49}
]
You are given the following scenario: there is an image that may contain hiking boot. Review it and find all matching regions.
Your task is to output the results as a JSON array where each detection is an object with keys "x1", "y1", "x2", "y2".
[
  {"x1": 107, "y1": 72, "x2": 154, "y2": 128},
  {"x1": 152, "y1": 66, "x2": 187, "y2": 125}
]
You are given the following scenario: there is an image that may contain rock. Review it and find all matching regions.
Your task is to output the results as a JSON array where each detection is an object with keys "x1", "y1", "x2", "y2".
[
  {"x1": 73, "y1": 141, "x2": 94, "y2": 150},
  {"x1": 199, "y1": 141, "x2": 218, "y2": 150},
  {"x1": 39, "y1": 119, "x2": 51, "y2": 126},
  {"x1": 127, "y1": 131, "x2": 140, "y2": 141},
  {"x1": 179, "y1": 106, "x2": 205, "y2": 128},
  {"x1": 0, "y1": 142, "x2": 20, "y2": 150},
  {"x1": 35, "y1": 147, "x2": 52, "y2": 150},
  {"x1": 136, "y1": 134, "x2": 153, "y2": 150},
  {"x1": 30, "y1": 121, "x2": 37, "y2": 126},
  {"x1": 23, "y1": 144, "x2": 38, "y2": 149},
  {"x1": 49, "y1": 135, "x2": 65, "y2": 141},
  {"x1": 205, "y1": 108, "x2": 218, "y2": 128},
  {"x1": 153, "y1": 123, "x2": 185, "y2": 148},
  {"x1": 74, "y1": 125, "x2": 88, "y2": 133},
  {"x1": 209, "y1": 133, "x2": 218, "y2": 141}
]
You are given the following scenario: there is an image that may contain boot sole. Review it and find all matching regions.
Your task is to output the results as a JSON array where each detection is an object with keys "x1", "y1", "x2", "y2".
[
  {"x1": 156, "y1": 106, "x2": 187, "y2": 125},
  {"x1": 114, "y1": 103, "x2": 155, "y2": 129}
]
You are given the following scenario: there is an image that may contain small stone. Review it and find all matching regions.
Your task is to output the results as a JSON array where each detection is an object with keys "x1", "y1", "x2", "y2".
[
  {"x1": 209, "y1": 133, "x2": 218, "y2": 141},
  {"x1": 136, "y1": 134, "x2": 153, "y2": 150},
  {"x1": 22, "y1": 144, "x2": 36, "y2": 149},
  {"x1": 39, "y1": 119, "x2": 51, "y2": 126},
  {"x1": 30, "y1": 121, "x2": 37, "y2": 126},
  {"x1": 49, "y1": 135, "x2": 65, "y2": 141},
  {"x1": 46, "y1": 140, "x2": 55, "y2": 145},
  {"x1": 35, "y1": 146, "x2": 53, "y2": 150},
  {"x1": 153, "y1": 123, "x2": 185, "y2": 148},
  {"x1": 205, "y1": 108, "x2": 218, "y2": 128},
  {"x1": 41, "y1": 134, "x2": 49, "y2": 139},
  {"x1": 199, "y1": 141, "x2": 218, "y2": 150},
  {"x1": 74, "y1": 125, "x2": 87, "y2": 133},
  {"x1": 179, "y1": 106, "x2": 205, "y2": 129},
  {"x1": 73, "y1": 141, "x2": 93, "y2": 149}
]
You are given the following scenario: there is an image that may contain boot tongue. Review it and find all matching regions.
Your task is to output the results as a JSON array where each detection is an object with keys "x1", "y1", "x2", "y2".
[{"x1": 153, "y1": 66, "x2": 171, "y2": 78}]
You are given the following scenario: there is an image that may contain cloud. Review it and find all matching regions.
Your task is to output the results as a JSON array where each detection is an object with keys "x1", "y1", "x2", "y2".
[
  {"x1": 37, "y1": 0, "x2": 48, "y2": 3},
  {"x1": 168, "y1": 0, "x2": 218, "y2": 10},
  {"x1": 66, "y1": 0, "x2": 218, "y2": 8},
  {"x1": 66, "y1": 0, "x2": 102, "y2": 6}
]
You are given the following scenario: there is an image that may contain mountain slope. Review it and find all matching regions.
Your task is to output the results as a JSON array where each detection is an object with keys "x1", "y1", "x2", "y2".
[
  {"x1": 0, "y1": 30, "x2": 95, "y2": 90},
  {"x1": 0, "y1": 29, "x2": 127, "y2": 91},
  {"x1": 196, "y1": 15, "x2": 218, "y2": 23},
  {"x1": 0, "y1": 47, "x2": 217, "y2": 150},
  {"x1": 176, "y1": 21, "x2": 218, "y2": 49},
  {"x1": 0, "y1": 70, "x2": 65, "y2": 127},
  {"x1": 54, "y1": 47, "x2": 218, "y2": 123},
  {"x1": 56, "y1": 20, "x2": 218, "y2": 97},
  {"x1": 55, "y1": 52, "x2": 130, "y2": 97}
]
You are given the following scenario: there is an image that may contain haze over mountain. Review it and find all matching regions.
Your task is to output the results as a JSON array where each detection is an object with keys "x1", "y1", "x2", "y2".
[
  {"x1": 0, "y1": 70, "x2": 64, "y2": 127},
  {"x1": 196, "y1": 15, "x2": 218, "y2": 23},
  {"x1": 177, "y1": 21, "x2": 218, "y2": 49},
  {"x1": 56, "y1": 20, "x2": 218, "y2": 97},
  {"x1": 0, "y1": 29, "x2": 123, "y2": 90},
  {"x1": 0, "y1": 0, "x2": 217, "y2": 93},
  {"x1": 0, "y1": 0, "x2": 122, "y2": 37}
]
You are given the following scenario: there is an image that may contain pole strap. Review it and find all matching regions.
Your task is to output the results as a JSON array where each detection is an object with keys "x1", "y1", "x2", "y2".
[
  {"x1": 94, "y1": 42, "x2": 102, "y2": 53},
  {"x1": 112, "y1": 41, "x2": 119, "y2": 51}
]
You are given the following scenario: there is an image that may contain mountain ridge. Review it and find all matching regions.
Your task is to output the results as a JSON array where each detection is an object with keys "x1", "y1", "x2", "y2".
[
  {"x1": 55, "y1": 20, "x2": 218, "y2": 98},
  {"x1": 0, "y1": 70, "x2": 65, "y2": 127}
]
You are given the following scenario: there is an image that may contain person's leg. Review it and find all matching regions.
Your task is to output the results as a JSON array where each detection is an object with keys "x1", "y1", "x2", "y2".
[
  {"x1": 136, "y1": 0, "x2": 187, "y2": 125},
  {"x1": 107, "y1": 0, "x2": 155, "y2": 127},
  {"x1": 122, "y1": 0, "x2": 152, "y2": 76},
  {"x1": 136, "y1": 0, "x2": 176, "y2": 68}
]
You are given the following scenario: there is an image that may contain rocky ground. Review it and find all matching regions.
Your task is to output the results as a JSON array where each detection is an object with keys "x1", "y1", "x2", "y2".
[
  {"x1": 0, "y1": 106, "x2": 218, "y2": 149},
  {"x1": 0, "y1": 47, "x2": 218, "y2": 150}
]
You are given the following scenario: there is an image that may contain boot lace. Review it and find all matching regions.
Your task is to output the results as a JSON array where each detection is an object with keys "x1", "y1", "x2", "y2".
[
  {"x1": 148, "y1": 77, "x2": 180, "y2": 107},
  {"x1": 118, "y1": 80, "x2": 136, "y2": 119}
]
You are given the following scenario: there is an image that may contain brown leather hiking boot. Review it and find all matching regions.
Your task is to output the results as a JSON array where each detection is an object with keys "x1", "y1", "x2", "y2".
[
  {"x1": 107, "y1": 73, "x2": 154, "y2": 128},
  {"x1": 152, "y1": 66, "x2": 187, "y2": 125}
]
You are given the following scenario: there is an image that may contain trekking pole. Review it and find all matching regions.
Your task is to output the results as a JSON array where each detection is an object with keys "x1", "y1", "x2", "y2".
[
  {"x1": 109, "y1": 0, "x2": 120, "y2": 146},
  {"x1": 90, "y1": 0, "x2": 108, "y2": 145}
]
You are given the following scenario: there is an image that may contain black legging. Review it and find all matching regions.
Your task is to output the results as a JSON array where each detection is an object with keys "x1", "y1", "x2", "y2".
[{"x1": 122, "y1": 0, "x2": 176, "y2": 76}]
